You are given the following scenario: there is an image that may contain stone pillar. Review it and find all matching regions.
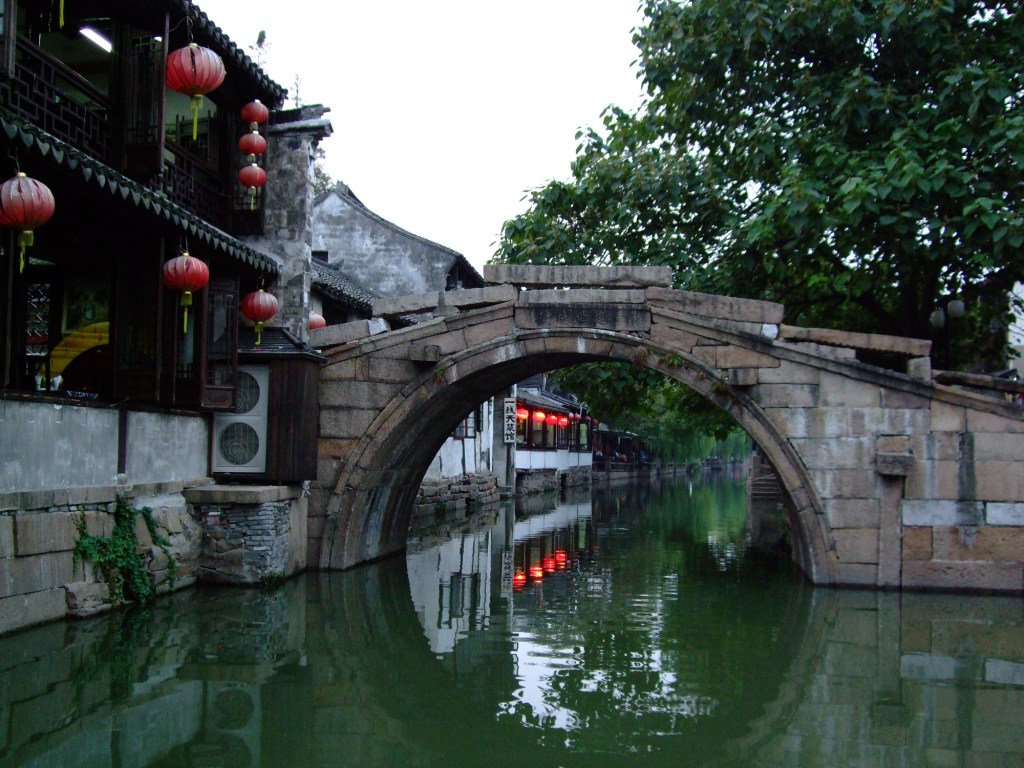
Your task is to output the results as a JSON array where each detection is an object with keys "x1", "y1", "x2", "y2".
[
  {"x1": 875, "y1": 438, "x2": 915, "y2": 589},
  {"x1": 250, "y1": 105, "x2": 333, "y2": 343}
]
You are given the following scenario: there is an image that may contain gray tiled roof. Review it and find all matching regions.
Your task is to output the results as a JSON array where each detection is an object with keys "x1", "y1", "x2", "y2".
[
  {"x1": 178, "y1": 1, "x2": 289, "y2": 105},
  {"x1": 311, "y1": 261, "x2": 378, "y2": 313}
]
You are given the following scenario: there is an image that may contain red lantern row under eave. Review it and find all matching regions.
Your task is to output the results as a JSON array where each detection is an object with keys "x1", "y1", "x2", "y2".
[
  {"x1": 241, "y1": 99, "x2": 269, "y2": 128},
  {"x1": 162, "y1": 251, "x2": 210, "y2": 333},
  {"x1": 241, "y1": 289, "x2": 278, "y2": 346},
  {"x1": 166, "y1": 43, "x2": 226, "y2": 140},
  {"x1": 239, "y1": 163, "x2": 267, "y2": 210},
  {"x1": 238, "y1": 131, "x2": 267, "y2": 156},
  {"x1": 0, "y1": 173, "x2": 55, "y2": 273}
]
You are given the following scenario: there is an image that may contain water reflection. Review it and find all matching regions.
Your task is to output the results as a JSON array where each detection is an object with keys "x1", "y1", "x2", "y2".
[{"x1": 0, "y1": 477, "x2": 1022, "y2": 767}]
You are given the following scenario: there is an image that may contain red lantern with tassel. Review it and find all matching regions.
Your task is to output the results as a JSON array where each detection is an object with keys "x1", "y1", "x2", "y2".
[
  {"x1": 241, "y1": 99, "x2": 269, "y2": 128},
  {"x1": 238, "y1": 162, "x2": 267, "y2": 210},
  {"x1": 241, "y1": 288, "x2": 278, "y2": 346},
  {"x1": 162, "y1": 251, "x2": 210, "y2": 333},
  {"x1": 238, "y1": 130, "x2": 267, "y2": 156},
  {"x1": 309, "y1": 311, "x2": 326, "y2": 331},
  {"x1": 0, "y1": 173, "x2": 55, "y2": 273},
  {"x1": 166, "y1": 43, "x2": 226, "y2": 140}
]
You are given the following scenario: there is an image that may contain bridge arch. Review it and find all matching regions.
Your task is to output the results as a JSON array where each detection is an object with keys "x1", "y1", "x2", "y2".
[
  {"x1": 312, "y1": 269, "x2": 1024, "y2": 593},
  {"x1": 318, "y1": 326, "x2": 834, "y2": 582}
]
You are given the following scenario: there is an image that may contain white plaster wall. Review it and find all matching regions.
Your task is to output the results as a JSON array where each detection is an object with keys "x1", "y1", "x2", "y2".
[
  {"x1": 0, "y1": 402, "x2": 210, "y2": 494},
  {"x1": 423, "y1": 437, "x2": 478, "y2": 480},
  {"x1": 0, "y1": 400, "x2": 118, "y2": 492},
  {"x1": 516, "y1": 448, "x2": 558, "y2": 471},
  {"x1": 312, "y1": 192, "x2": 461, "y2": 297},
  {"x1": 423, "y1": 400, "x2": 495, "y2": 481},
  {"x1": 125, "y1": 411, "x2": 209, "y2": 485}
]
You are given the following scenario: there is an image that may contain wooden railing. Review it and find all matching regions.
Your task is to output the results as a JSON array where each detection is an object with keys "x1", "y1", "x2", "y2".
[
  {"x1": 2, "y1": 39, "x2": 115, "y2": 164},
  {"x1": 158, "y1": 141, "x2": 228, "y2": 225}
]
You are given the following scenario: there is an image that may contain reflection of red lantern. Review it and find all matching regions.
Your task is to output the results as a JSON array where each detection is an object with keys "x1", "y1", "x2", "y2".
[
  {"x1": 241, "y1": 288, "x2": 278, "y2": 346},
  {"x1": 0, "y1": 173, "x2": 55, "y2": 273},
  {"x1": 309, "y1": 311, "x2": 326, "y2": 331},
  {"x1": 516, "y1": 408, "x2": 529, "y2": 421},
  {"x1": 162, "y1": 251, "x2": 209, "y2": 333},
  {"x1": 555, "y1": 550, "x2": 568, "y2": 565},
  {"x1": 238, "y1": 162, "x2": 267, "y2": 210},
  {"x1": 532, "y1": 411, "x2": 545, "y2": 424},
  {"x1": 241, "y1": 99, "x2": 269, "y2": 128},
  {"x1": 543, "y1": 556, "x2": 556, "y2": 574},
  {"x1": 513, "y1": 570, "x2": 527, "y2": 590},
  {"x1": 529, "y1": 564, "x2": 544, "y2": 580},
  {"x1": 166, "y1": 43, "x2": 226, "y2": 140}
]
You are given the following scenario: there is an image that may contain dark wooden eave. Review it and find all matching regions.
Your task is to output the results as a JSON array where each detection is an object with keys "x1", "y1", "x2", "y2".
[{"x1": 0, "y1": 107, "x2": 279, "y2": 276}]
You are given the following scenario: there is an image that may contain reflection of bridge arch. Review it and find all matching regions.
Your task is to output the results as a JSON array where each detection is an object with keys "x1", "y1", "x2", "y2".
[{"x1": 314, "y1": 267, "x2": 1024, "y2": 592}]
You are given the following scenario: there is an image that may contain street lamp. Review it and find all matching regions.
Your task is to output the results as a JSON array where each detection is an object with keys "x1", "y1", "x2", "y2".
[{"x1": 929, "y1": 298, "x2": 965, "y2": 369}]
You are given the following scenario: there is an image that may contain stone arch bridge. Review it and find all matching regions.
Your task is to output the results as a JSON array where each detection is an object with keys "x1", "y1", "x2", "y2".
[{"x1": 309, "y1": 266, "x2": 1024, "y2": 593}]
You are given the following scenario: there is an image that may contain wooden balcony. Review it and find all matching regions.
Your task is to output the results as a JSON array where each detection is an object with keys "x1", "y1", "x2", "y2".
[{"x1": 1, "y1": 39, "x2": 115, "y2": 165}]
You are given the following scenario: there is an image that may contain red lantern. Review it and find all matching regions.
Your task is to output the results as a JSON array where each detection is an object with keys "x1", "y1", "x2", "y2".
[
  {"x1": 239, "y1": 162, "x2": 267, "y2": 210},
  {"x1": 558, "y1": 416, "x2": 569, "y2": 428},
  {"x1": 0, "y1": 173, "x2": 55, "y2": 273},
  {"x1": 546, "y1": 413, "x2": 558, "y2": 425},
  {"x1": 238, "y1": 131, "x2": 267, "y2": 157},
  {"x1": 162, "y1": 251, "x2": 210, "y2": 333},
  {"x1": 166, "y1": 43, "x2": 226, "y2": 140},
  {"x1": 532, "y1": 411, "x2": 545, "y2": 424},
  {"x1": 241, "y1": 99, "x2": 269, "y2": 128},
  {"x1": 241, "y1": 288, "x2": 278, "y2": 346},
  {"x1": 309, "y1": 311, "x2": 326, "y2": 330},
  {"x1": 515, "y1": 408, "x2": 529, "y2": 421}
]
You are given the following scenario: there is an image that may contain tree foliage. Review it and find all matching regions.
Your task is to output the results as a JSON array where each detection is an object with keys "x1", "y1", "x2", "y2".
[{"x1": 497, "y1": 0, "x2": 1024, "y2": 364}]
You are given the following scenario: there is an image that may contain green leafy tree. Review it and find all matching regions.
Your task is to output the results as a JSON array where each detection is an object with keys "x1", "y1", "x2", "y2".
[{"x1": 497, "y1": 0, "x2": 1024, "y2": 368}]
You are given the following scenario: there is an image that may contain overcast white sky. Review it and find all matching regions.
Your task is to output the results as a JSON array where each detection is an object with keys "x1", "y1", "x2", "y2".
[{"x1": 196, "y1": 0, "x2": 647, "y2": 272}]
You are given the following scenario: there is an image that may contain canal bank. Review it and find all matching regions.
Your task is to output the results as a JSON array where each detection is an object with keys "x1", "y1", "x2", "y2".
[{"x1": 1, "y1": 477, "x2": 1022, "y2": 767}]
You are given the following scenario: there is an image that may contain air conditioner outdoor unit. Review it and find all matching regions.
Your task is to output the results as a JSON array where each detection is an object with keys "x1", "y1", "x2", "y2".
[{"x1": 212, "y1": 365, "x2": 268, "y2": 473}]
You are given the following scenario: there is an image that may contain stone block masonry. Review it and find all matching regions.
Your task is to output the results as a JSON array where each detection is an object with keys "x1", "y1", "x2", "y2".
[
  {"x1": 0, "y1": 486, "x2": 204, "y2": 635},
  {"x1": 184, "y1": 484, "x2": 307, "y2": 586},
  {"x1": 316, "y1": 273, "x2": 1024, "y2": 594},
  {"x1": 197, "y1": 500, "x2": 292, "y2": 584},
  {"x1": 413, "y1": 473, "x2": 500, "y2": 521}
]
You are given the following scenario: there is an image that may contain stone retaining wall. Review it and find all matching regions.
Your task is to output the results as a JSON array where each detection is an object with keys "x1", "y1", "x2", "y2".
[
  {"x1": 1, "y1": 485, "x2": 203, "y2": 634},
  {"x1": 515, "y1": 466, "x2": 592, "y2": 496},
  {"x1": 413, "y1": 472, "x2": 500, "y2": 519},
  {"x1": 183, "y1": 485, "x2": 307, "y2": 586},
  {"x1": 515, "y1": 469, "x2": 558, "y2": 495}
]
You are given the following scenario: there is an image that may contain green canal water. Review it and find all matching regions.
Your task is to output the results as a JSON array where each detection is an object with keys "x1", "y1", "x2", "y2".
[{"x1": 2, "y1": 475, "x2": 1023, "y2": 767}]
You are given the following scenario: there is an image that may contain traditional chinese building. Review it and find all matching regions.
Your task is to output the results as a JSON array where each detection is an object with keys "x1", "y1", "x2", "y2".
[{"x1": 0, "y1": 0, "x2": 331, "y2": 632}]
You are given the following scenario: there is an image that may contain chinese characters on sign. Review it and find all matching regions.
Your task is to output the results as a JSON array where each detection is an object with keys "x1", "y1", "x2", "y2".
[{"x1": 503, "y1": 397, "x2": 517, "y2": 444}]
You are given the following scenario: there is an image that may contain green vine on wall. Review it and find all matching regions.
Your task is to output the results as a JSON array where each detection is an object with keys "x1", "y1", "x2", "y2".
[{"x1": 73, "y1": 496, "x2": 175, "y2": 604}]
